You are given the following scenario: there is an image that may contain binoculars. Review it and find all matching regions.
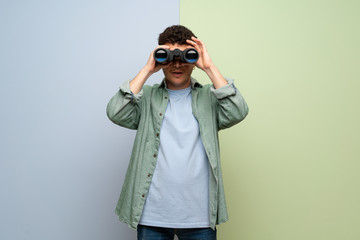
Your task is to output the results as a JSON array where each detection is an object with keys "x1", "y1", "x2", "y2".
[{"x1": 154, "y1": 48, "x2": 199, "y2": 64}]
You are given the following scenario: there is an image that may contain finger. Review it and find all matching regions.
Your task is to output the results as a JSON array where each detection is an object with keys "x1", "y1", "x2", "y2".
[
  {"x1": 190, "y1": 37, "x2": 208, "y2": 50},
  {"x1": 186, "y1": 39, "x2": 202, "y2": 53},
  {"x1": 185, "y1": 44, "x2": 197, "y2": 49},
  {"x1": 187, "y1": 38, "x2": 205, "y2": 53},
  {"x1": 190, "y1": 36, "x2": 203, "y2": 45},
  {"x1": 191, "y1": 36, "x2": 201, "y2": 42},
  {"x1": 191, "y1": 37, "x2": 206, "y2": 50},
  {"x1": 186, "y1": 39, "x2": 197, "y2": 47}
]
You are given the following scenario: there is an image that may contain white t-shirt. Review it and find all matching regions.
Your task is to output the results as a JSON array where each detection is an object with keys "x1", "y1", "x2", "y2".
[{"x1": 139, "y1": 86, "x2": 210, "y2": 228}]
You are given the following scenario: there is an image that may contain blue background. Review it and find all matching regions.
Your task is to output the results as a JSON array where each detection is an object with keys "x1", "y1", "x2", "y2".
[{"x1": 0, "y1": 0, "x2": 179, "y2": 239}]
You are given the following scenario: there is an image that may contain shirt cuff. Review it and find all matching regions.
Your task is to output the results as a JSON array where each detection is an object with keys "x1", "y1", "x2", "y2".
[
  {"x1": 119, "y1": 79, "x2": 143, "y2": 103},
  {"x1": 210, "y1": 78, "x2": 237, "y2": 99}
]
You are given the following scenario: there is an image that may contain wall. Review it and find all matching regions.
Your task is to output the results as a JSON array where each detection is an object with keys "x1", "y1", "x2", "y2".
[
  {"x1": 0, "y1": 1, "x2": 179, "y2": 239},
  {"x1": 2, "y1": 1, "x2": 360, "y2": 239},
  {"x1": 180, "y1": 0, "x2": 360, "y2": 239}
]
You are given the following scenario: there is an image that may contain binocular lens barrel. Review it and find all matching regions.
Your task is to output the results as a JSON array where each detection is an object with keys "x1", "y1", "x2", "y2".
[
  {"x1": 154, "y1": 49, "x2": 168, "y2": 63},
  {"x1": 184, "y1": 49, "x2": 198, "y2": 63},
  {"x1": 154, "y1": 48, "x2": 199, "y2": 64}
]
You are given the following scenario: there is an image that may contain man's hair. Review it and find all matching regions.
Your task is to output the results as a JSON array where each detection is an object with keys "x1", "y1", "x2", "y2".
[{"x1": 158, "y1": 25, "x2": 197, "y2": 45}]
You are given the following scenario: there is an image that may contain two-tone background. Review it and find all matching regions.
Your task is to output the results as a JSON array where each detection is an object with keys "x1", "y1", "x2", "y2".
[{"x1": 1, "y1": 1, "x2": 359, "y2": 239}]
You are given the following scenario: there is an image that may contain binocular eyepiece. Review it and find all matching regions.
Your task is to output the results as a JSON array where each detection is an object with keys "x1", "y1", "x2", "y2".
[{"x1": 154, "y1": 48, "x2": 199, "y2": 64}]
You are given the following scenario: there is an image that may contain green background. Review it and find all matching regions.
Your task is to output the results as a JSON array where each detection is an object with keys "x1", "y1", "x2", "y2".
[{"x1": 181, "y1": 0, "x2": 360, "y2": 239}]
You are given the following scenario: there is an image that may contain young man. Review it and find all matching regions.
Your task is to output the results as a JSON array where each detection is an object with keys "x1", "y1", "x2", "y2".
[{"x1": 107, "y1": 25, "x2": 249, "y2": 240}]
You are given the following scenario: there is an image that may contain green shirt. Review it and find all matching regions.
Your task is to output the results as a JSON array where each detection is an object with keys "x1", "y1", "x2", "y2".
[{"x1": 106, "y1": 77, "x2": 249, "y2": 230}]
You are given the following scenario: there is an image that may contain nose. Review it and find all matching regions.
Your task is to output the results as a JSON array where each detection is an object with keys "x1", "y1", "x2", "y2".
[{"x1": 173, "y1": 59, "x2": 182, "y2": 68}]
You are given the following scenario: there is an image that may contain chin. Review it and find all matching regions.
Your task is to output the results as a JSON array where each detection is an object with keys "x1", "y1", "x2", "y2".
[{"x1": 165, "y1": 78, "x2": 191, "y2": 90}]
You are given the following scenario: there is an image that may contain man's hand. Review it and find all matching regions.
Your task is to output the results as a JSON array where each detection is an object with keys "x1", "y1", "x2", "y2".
[
  {"x1": 186, "y1": 37, "x2": 215, "y2": 71},
  {"x1": 144, "y1": 45, "x2": 171, "y2": 74},
  {"x1": 130, "y1": 46, "x2": 170, "y2": 94},
  {"x1": 186, "y1": 37, "x2": 227, "y2": 89}
]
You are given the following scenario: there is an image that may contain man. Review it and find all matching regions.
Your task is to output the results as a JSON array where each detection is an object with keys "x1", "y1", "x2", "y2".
[{"x1": 107, "y1": 25, "x2": 249, "y2": 240}]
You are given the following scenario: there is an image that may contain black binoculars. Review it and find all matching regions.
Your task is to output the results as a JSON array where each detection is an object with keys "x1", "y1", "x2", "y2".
[{"x1": 154, "y1": 48, "x2": 199, "y2": 64}]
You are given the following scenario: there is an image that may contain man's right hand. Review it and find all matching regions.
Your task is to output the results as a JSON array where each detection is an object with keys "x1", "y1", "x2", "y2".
[
  {"x1": 144, "y1": 45, "x2": 171, "y2": 74},
  {"x1": 130, "y1": 46, "x2": 170, "y2": 94}
]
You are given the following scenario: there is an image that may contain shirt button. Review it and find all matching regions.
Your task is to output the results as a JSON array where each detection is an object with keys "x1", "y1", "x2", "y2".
[
  {"x1": 153, "y1": 154, "x2": 157, "y2": 157},
  {"x1": 159, "y1": 113, "x2": 162, "y2": 116},
  {"x1": 148, "y1": 174, "x2": 151, "y2": 177},
  {"x1": 156, "y1": 133, "x2": 159, "y2": 137},
  {"x1": 142, "y1": 194, "x2": 145, "y2": 198},
  {"x1": 165, "y1": 96, "x2": 168, "y2": 99}
]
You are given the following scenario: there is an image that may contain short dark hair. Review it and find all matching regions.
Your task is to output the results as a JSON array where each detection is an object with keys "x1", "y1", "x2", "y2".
[{"x1": 158, "y1": 25, "x2": 197, "y2": 45}]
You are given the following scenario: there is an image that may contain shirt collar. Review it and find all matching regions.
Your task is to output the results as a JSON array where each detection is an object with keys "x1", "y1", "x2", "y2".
[{"x1": 158, "y1": 77, "x2": 203, "y2": 89}]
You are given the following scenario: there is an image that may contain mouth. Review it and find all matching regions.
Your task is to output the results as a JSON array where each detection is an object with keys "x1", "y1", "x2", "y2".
[{"x1": 171, "y1": 70, "x2": 183, "y2": 78}]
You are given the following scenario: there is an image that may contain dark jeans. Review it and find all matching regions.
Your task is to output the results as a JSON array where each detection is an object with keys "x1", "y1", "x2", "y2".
[{"x1": 137, "y1": 224, "x2": 217, "y2": 240}]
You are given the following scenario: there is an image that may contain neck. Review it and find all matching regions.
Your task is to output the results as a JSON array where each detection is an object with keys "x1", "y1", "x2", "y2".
[{"x1": 165, "y1": 79, "x2": 191, "y2": 90}]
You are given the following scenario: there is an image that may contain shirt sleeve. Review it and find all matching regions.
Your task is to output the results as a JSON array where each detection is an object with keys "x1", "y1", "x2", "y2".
[
  {"x1": 210, "y1": 78, "x2": 249, "y2": 130},
  {"x1": 106, "y1": 80, "x2": 143, "y2": 130}
]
